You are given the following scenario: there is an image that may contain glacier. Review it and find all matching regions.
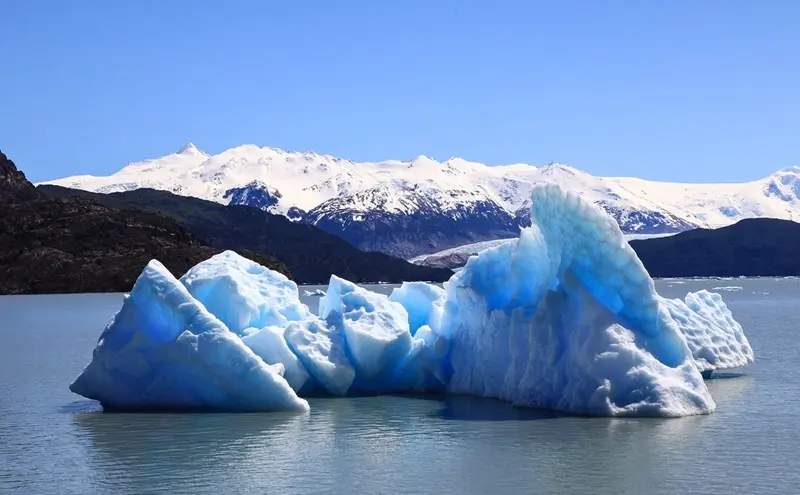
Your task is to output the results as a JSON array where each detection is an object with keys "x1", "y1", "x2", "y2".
[{"x1": 70, "y1": 185, "x2": 754, "y2": 417}]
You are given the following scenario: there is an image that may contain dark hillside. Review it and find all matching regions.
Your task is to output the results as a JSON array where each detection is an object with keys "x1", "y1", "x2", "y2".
[
  {"x1": 39, "y1": 185, "x2": 453, "y2": 284},
  {"x1": 630, "y1": 218, "x2": 800, "y2": 277},
  {"x1": 0, "y1": 150, "x2": 286, "y2": 295}
]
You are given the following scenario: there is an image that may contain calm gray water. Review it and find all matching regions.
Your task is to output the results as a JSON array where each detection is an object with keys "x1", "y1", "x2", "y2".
[{"x1": 1, "y1": 279, "x2": 799, "y2": 494}]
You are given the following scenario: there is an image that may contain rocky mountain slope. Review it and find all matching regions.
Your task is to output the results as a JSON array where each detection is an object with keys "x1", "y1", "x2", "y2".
[{"x1": 42, "y1": 143, "x2": 800, "y2": 258}]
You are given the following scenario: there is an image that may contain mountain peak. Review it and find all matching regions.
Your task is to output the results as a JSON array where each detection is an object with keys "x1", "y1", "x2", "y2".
[
  {"x1": 762, "y1": 166, "x2": 800, "y2": 183},
  {"x1": 540, "y1": 162, "x2": 578, "y2": 175},
  {"x1": 408, "y1": 155, "x2": 438, "y2": 167},
  {"x1": 775, "y1": 165, "x2": 800, "y2": 174},
  {"x1": 0, "y1": 149, "x2": 38, "y2": 202},
  {"x1": 176, "y1": 142, "x2": 202, "y2": 156}
]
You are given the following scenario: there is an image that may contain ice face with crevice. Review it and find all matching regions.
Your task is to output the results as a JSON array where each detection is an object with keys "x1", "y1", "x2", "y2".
[
  {"x1": 320, "y1": 276, "x2": 413, "y2": 389},
  {"x1": 241, "y1": 326, "x2": 310, "y2": 391},
  {"x1": 283, "y1": 318, "x2": 355, "y2": 396},
  {"x1": 443, "y1": 251, "x2": 715, "y2": 416},
  {"x1": 528, "y1": 185, "x2": 687, "y2": 368},
  {"x1": 513, "y1": 283, "x2": 712, "y2": 416},
  {"x1": 388, "y1": 282, "x2": 445, "y2": 335},
  {"x1": 70, "y1": 185, "x2": 754, "y2": 417}
]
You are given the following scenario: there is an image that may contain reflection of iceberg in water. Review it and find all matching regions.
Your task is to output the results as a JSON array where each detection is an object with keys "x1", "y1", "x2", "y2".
[
  {"x1": 72, "y1": 410, "x2": 309, "y2": 490},
  {"x1": 406, "y1": 394, "x2": 568, "y2": 421},
  {"x1": 69, "y1": 185, "x2": 754, "y2": 417}
]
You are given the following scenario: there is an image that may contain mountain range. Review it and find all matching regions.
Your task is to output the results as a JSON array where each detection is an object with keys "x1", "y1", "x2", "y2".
[{"x1": 42, "y1": 143, "x2": 800, "y2": 259}]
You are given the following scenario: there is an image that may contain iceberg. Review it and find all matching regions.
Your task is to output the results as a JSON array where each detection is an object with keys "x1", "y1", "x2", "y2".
[
  {"x1": 70, "y1": 185, "x2": 754, "y2": 416},
  {"x1": 69, "y1": 260, "x2": 309, "y2": 412},
  {"x1": 437, "y1": 186, "x2": 754, "y2": 416}
]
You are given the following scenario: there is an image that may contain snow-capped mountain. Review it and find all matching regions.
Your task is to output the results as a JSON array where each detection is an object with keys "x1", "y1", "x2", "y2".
[
  {"x1": 40, "y1": 143, "x2": 800, "y2": 258},
  {"x1": 304, "y1": 182, "x2": 519, "y2": 256}
]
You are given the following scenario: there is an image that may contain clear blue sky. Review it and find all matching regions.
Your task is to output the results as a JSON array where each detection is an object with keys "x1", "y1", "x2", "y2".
[{"x1": 2, "y1": 1, "x2": 798, "y2": 183}]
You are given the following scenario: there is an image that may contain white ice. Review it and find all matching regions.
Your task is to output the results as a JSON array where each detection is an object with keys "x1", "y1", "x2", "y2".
[
  {"x1": 241, "y1": 326, "x2": 310, "y2": 391},
  {"x1": 389, "y1": 282, "x2": 445, "y2": 335},
  {"x1": 320, "y1": 276, "x2": 412, "y2": 388},
  {"x1": 70, "y1": 185, "x2": 754, "y2": 416},
  {"x1": 180, "y1": 251, "x2": 311, "y2": 333},
  {"x1": 661, "y1": 290, "x2": 754, "y2": 373},
  {"x1": 284, "y1": 318, "x2": 355, "y2": 396}
]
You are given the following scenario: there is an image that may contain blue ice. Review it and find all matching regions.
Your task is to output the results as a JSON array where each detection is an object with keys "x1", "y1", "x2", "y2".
[{"x1": 69, "y1": 260, "x2": 309, "y2": 412}]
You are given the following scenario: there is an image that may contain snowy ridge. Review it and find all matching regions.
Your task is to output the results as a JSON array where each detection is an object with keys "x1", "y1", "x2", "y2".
[{"x1": 41, "y1": 143, "x2": 800, "y2": 256}]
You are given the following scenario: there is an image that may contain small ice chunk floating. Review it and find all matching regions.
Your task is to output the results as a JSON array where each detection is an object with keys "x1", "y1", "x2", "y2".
[{"x1": 70, "y1": 185, "x2": 754, "y2": 417}]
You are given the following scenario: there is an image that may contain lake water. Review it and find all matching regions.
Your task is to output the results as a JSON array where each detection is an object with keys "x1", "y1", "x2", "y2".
[{"x1": 1, "y1": 279, "x2": 799, "y2": 494}]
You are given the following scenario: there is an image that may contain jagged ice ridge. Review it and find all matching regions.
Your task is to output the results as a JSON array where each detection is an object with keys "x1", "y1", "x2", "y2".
[{"x1": 69, "y1": 185, "x2": 754, "y2": 417}]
